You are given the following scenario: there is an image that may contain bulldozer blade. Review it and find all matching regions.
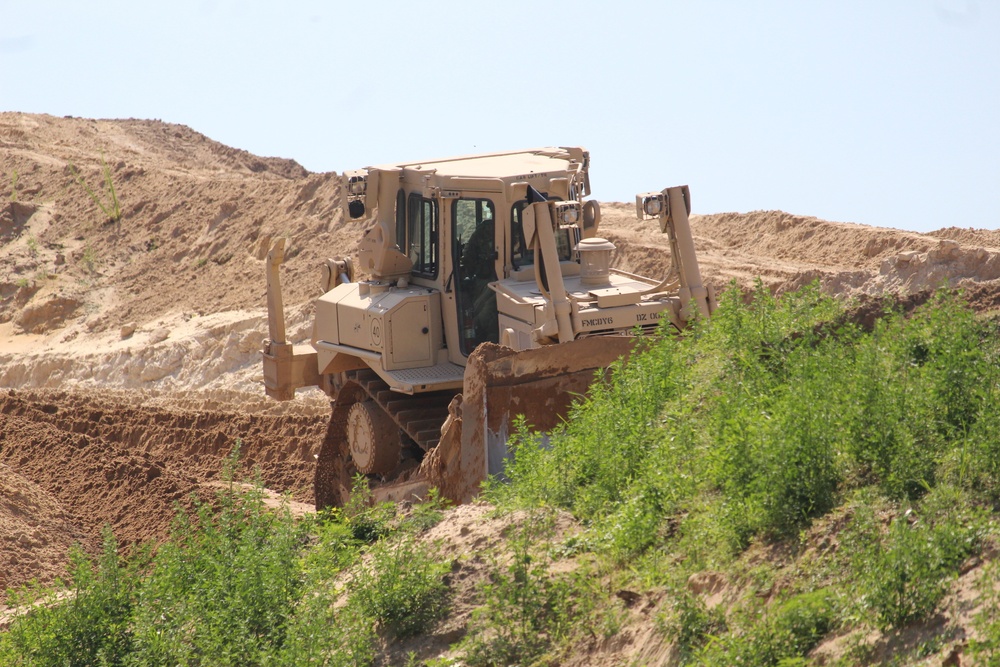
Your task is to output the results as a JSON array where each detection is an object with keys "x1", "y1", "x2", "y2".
[
  {"x1": 315, "y1": 336, "x2": 637, "y2": 511},
  {"x1": 421, "y1": 336, "x2": 637, "y2": 504}
]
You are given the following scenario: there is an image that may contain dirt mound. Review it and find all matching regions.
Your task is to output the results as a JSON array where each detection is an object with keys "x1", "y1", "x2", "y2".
[
  {"x1": 0, "y1": 462, "x2": 84, "y2": 596},
  {"x1": 0, "y1": 388, "x2": 327, "y2": 600},
  {"x1": 0, "y1": 112, "x2": 367, "y2": 336},
  {"x1": 598, "y1": 202, "x2": 1000, "y2": 303}
]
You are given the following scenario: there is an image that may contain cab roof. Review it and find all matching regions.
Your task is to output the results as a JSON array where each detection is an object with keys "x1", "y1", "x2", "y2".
[{"x1": 373, "y1": 147, "x2": 586, "y2": 180}]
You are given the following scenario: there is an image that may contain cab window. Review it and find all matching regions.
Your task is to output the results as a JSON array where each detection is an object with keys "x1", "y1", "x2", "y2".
[
  {"x1": 395, "y1": 188, "x2": 406, "y2": 250},
  {"x1": 453, "y1": 198, "x2": 498, "y2": 355},
  {"x1": 407, "y1": 193, "x2": 438, "y2": 278},
  {"x1": 510, "y1": 200, "x2": 573, "y2": 269}
]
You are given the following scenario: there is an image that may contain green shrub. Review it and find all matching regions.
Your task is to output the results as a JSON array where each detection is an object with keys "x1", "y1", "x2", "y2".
[
  {"x1": 400, "y1": 487, "x2": 452, "y2": 533},
  {"x1": 969, "y1": 559, "x2": 1000, "y2": 664},
  {"x1": 461, "y1": 519, "x2": 576, "y2": 667},
  {"x1": 272, "y1": 515, "x2": 372, "y2": 667},
  {"x1": 343, "y1": 474, "x2": 397, "y2": 543},
  {"x1": 349, "y1": 534, "x2": 451, "y2": 639},
  {"x1": 498, "y1": 284, "x2": 1000, "y2": 561},
  {"x1": 691, "y1": 588, "x2": 835, "y2": 667},
  {"x1": 770, "y1": 588, "x2": 837, "y2": 656},
  {"x1": 0, "y1": 528, "x2": 140, "y2": 667},
  {"x1": 68, "y1": 153, "x2": 121, "y2": 223},
  {"x1": 658, "y1": 588, "x2": 727, "y2": 656},
  {"x1": 845, "y1": 488, "x2": 983, "y2": 631},
  {"x1": 127, "y1": 480, "x2": 306, "y2": 665},
  {"x1": 276, "y1": 595, "x2": 375, "y2": 667}
]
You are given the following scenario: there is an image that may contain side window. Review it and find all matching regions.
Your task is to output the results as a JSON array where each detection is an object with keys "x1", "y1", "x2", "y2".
[
  {"x1": 453, "y1": 198, "x2": 498, "y2": 355},
  {"x1": 407, "y1": 193, "x2": 438, "y2": 278},
  {"x1": 454, "y1": 199, "x2": 497, "y2": 277},
  {"x1": 510, "y1": 202, "x2": 534, "y2": 269},
  {"x1": 510, "y1": 199, "x2": 573, "y2": 269},
  {"x1": 395, "y1": 189, "x2": 406, "y2": 251}
]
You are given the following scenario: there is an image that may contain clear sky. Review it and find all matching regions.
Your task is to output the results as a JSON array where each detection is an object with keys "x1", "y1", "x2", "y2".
[{"x1": 2, "y1": 1, "x2": 998, "y2": 232}]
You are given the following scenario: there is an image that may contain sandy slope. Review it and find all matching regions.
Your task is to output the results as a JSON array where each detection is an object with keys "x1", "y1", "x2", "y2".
[{"x1": 2, "y1": 113, "x2": 1000, "y2": 659}]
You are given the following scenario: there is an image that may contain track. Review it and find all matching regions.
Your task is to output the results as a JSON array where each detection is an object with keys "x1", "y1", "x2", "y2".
[{"x1": 313, "y1": 371, "x2": 457, "y2": 509}]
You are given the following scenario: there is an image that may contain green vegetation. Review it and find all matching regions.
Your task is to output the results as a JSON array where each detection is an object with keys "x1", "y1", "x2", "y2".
[
  {"x1": 350, "y1": 535, "x2": 451, "y2": 639},
  {"x1": 460, "y1": 514, "x2": 578, "y2": 667},
  {"x1": 0, "y1": 467, "x2": 452, "y2": 666},
  {"x1": 492, "y1": 282, "x2": 1000, "y2": 664},
  {"x1": 80, "y1": 243, "x2": 98, "y2": 275},
  {"x1": 9, "y1": 169, "x2": 18, "y2": 202},
  {"x1": 68, "y1": 153, "x2": 121, "y2": 223},
  {"x1": 3, "y1": 283, "x2": 999, "y2": 665},
  {"x1": 969, "y1": 559, "x2": 1000, "y2": 663}
]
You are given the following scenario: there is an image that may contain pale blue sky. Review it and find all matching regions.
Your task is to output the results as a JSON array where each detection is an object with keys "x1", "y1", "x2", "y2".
[{"x1": 2, "y1": 1, "x2": 997, "y2": 232}]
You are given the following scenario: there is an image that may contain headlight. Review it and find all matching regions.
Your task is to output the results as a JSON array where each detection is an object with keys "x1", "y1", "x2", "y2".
[
  {"x1": 347, "y1": 174, "x2": 368, "y2": 196},
  {"x1": 635, "y1": 192, "x2": 666, "y2": 220},
  {"x1": 554, "y1": 201, "x2": 581, "y2": 225},
  {"x1": 643, "y1": 194, "x2": 664, "y2": 217}
]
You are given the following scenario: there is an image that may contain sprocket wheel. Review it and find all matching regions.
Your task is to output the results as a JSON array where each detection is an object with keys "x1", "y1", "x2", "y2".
[{"x1": 347, "y1": 400, "x2": 401, "y2": 475}]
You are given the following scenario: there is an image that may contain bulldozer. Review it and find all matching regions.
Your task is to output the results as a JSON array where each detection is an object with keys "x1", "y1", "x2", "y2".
[{"x1": 262, "y1": 147, "x2": 716, "y2": 509}]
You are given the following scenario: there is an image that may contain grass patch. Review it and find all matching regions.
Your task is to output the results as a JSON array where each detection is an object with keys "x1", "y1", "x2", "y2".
[{"x1": 68, "y1": 153, "x2": 121, "y2": 224}]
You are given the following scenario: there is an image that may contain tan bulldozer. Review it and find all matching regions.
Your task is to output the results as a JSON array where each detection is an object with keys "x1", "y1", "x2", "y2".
[{"x1": 262, "y1": 147, "x2": 716, "y2": 509}]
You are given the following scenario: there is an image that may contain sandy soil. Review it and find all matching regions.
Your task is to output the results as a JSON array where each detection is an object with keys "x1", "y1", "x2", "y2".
[{"x1": 2, "y1": 112, "x2": 1000, "y2": 660}]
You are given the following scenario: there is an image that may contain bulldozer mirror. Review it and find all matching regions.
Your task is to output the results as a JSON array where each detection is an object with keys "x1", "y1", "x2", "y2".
[{"x1": 582, "y1": 200, "x2": 601, "y2": 238}]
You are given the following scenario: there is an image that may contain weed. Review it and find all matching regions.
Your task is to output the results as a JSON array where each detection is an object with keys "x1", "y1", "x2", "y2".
[
  {"x1": 0, "y1": 528, "x2": 142, "y2": 667},
  {"x1": 9, "y1": 169, "x2": 18, "y2": 202},
  {"x1": 349, "y1": 534, "x2": 451, "y2": 639},
  {"x1": 460, "y1": 515, "x2": 576, "y2": 667},
  {"x1": 657, "y1": 588, "x2": 727, "y2": 656},
  {"x1": 25, "y1": 235, "x2": 38, "y2": 256},
  {"x1": 15, "y1": 277, "x2": 30, "y2": 289},
  {"x1": 274, "y1": 514, "x2": 372, "y2": 667},
  {"x1": 969, "y1": 559, "x2": 1000, "y2": 663},
  {"x1": 844, "y1": 488, "x2": 984, "y2": 631},
  {"x1": 343, "y1": 474, "x2": 397, "y2": 543},
  {"x1": 401, "y1": 486, "x2": 452, "y2": 533},
  {"x1": 80, "y1": 243, "x2": 98, "y2": 275},
  {"x1": 130, "y1": 485, "x2": 306, "y2": 664},
  {"x1": 68, "y1": 153, "x2": 121, "y2": 223},
  {"x1": 277, "y1": 596, "x2": 375, "y2": 667},
  {"x1": 691, "y1": 588, "x2": 836, "y2": 666}
]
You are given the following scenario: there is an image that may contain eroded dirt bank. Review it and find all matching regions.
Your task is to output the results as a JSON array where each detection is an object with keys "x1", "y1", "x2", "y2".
[{"x1": 0, "y1": 388, "x2": 326, "y2": 596}]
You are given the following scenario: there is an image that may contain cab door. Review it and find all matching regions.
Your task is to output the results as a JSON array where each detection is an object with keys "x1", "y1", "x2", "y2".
[{"x1": 450, "y1": 197, "x2": 499, "y2": 358}]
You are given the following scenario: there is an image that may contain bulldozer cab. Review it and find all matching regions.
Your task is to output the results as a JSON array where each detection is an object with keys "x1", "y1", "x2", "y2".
[{"x1": 350, "y1": 148, "x2": 596, "y2": 369}]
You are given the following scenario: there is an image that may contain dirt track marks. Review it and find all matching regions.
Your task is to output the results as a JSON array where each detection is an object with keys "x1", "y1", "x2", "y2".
[{"x1": 0, "y1": 389, "x2": 326, "y2": 555}]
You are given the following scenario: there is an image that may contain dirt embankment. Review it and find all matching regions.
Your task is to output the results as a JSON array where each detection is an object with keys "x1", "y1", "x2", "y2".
[{"x1": 0, "y1": 388, "x2": 326, "y2": 596}]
